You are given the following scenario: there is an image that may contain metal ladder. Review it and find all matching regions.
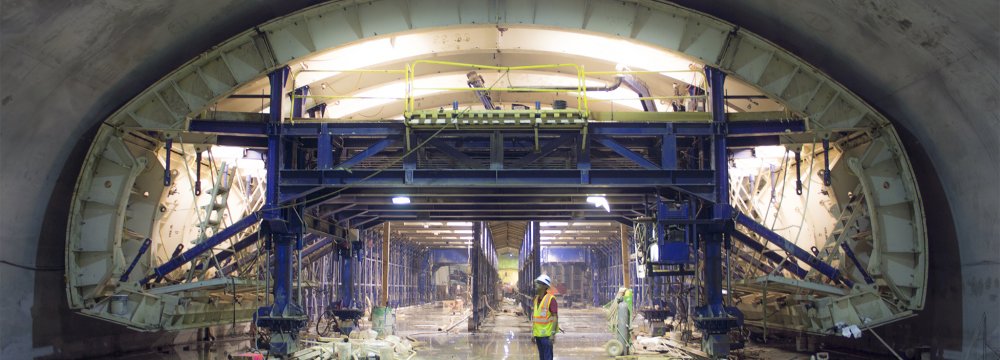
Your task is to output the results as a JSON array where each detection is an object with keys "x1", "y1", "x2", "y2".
[
  {"x1": 197, "y1": 162, "x2": 235, "y2": 241},
  {"x1": 809, "y1": 184, "x2": 867, "y2": 280},
  {"x1": 186, "y1": 162, "x2": 235, "y2": 281}
]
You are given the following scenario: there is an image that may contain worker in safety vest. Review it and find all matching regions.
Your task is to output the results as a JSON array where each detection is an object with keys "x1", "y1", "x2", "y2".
[{"x1": 532, "y1": 274, "x2": 559, "y2": 360}]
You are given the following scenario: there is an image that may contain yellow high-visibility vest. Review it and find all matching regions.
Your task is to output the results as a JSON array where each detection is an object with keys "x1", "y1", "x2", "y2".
[{"x1": 532, "y1": 294, "x2": 556, "y2": 337}]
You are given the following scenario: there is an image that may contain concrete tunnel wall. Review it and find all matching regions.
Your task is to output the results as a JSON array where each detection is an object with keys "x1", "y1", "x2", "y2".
[{"x1": 0, "y1": 0, "x2": 996, "y2": 358}]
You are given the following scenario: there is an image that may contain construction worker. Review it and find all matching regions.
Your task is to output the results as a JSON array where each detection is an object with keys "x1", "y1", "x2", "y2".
[{"x1": 532, "y1": 274, "x2": 559, "y2": 360}]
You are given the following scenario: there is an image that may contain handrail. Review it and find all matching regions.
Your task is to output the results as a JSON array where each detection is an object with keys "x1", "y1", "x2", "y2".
[{"x1": 281, "y1": 62, "x2": 721, "y2": 120}]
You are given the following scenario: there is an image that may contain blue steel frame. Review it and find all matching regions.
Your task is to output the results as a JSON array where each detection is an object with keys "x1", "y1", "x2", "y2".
[
  {"x1": 518, "y1": 221, "x2": 542, "y2": 316},
  {"x1": 469, "y1": 222, "x2": 500, "y2": 331},
  {"x1": 253, "y1": 67, "x2": 308, "y2": 356},
  {"x1": 186, "y1": 117, "x2": 803, "y2": 230},
  {"x1": 690, "y1": 67, "x2": 741, "y2": 348},
  {"x1": 170, "y1": 65, "x2": 841, "y2": 357}
]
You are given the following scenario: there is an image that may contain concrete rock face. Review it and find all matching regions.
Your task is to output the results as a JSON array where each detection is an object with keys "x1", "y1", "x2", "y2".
[{"x1": 1, "y1": 0, "x2": 996, "y2": 358}]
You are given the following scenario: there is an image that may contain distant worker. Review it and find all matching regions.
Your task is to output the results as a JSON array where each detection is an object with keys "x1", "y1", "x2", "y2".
[{"x1": 532, "y1": 274, "x2": 559, "y2": 360}]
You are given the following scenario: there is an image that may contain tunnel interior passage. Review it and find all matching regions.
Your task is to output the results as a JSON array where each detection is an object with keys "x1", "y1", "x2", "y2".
[{"x1": 62, "y1": 9, "x2": 929, "y2": 358}]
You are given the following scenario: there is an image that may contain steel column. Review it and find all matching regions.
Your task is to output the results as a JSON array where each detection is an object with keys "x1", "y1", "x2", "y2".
[
  {"x1": 620, "y1": 223, "x2": 631, "y2": 288},
  {"x1": 696, "y1": 66, "x2": 740, "y2": 358},
  {"x1": 255, "y1": 67, "x2": 308, "y2": 356},
  {"x1": 381, "y1": 222, "x2": 390, "y2": 307}
]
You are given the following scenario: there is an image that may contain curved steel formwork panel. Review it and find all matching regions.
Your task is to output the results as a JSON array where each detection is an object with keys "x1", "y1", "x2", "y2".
[{"x1": 66, "y1": 0, "x2": 925, "y2": 336}]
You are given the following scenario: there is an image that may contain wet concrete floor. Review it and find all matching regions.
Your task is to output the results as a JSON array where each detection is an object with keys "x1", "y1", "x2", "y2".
[
  {"x1": 110, "y1": 301, "x2": 843, "y2": 359},
  {"x1": 398, "y1": 302, "x2": 618, "y2": 359}
]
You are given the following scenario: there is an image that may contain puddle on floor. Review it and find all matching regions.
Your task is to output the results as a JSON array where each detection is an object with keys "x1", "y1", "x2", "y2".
[{"x1": 399, "y1": 304, "x2": 617, "y2": 360}]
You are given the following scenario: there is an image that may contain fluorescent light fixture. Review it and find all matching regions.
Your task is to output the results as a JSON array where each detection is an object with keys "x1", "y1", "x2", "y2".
[
  {"x1": 540, "y1": 230, "x2": 562, "y2": 234},
  {"x1": 586, "y1": 196, "x2": 611, "y2": 212},
  {"x1": 454, "y1": 230, "x2": 473, "y2": 234},
  {"x1": 754, "y1": 145, "x2": 790, "y2": 159},
  {"x1": 209, "y1": 146, "x2": 266, "y2": 174},
  {"x1": 446, "y1": 222, "x2": 474, "y2": 227},
  {"x1": 460, "y1": 236, "x2": 473, "y2": 240},
  {"x1": 541, "y1": 236, "x2": 556, "y2": 240},
  {"x1": 731, "y1": 146, "x2": 791, "y2": 178},
  {"x1": 540, "y1": 222, "x2": 569, "y2": 227},
  {"x1": 392, "y1": 196, "x2": 411, "y2": 204},
  {"x1": 403, "y1": 222, "x2": 441, "y2": 227},
  {"x1": 209, "y1": 145, "x2": 246, "y2": 161}
]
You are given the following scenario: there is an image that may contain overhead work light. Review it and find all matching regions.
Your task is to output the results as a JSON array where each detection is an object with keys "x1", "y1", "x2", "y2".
[
  {"x1": 586, "y1": 196, "x2": 611, "y2": 212},
  {"x1": 392, "y1": 196, "x2": 411, "y2": 204}
]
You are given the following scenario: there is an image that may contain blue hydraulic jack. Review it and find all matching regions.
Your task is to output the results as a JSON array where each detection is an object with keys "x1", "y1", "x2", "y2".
[
  {"x1": 694, "y1": 66, "x2": 744, "y2": 358},
  {"x1": 254, "y1": 66, "x2": 308, "y2": 357},
  {"x1": 328, "y1": 243, "x2": 365, "y2": 335}
]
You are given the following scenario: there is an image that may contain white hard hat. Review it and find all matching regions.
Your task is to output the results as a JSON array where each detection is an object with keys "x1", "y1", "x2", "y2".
[{"x1": 535, "y1": 274, "x2": 552, "y2": 287}]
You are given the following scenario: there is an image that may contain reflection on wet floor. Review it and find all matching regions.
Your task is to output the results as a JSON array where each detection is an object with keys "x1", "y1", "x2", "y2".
[
  {"x1": 111, "y1": 301, "x2": 834, "y2": 359},
  {"x1": 398, "y1": 303, "x2": 615, "y2": 360}
]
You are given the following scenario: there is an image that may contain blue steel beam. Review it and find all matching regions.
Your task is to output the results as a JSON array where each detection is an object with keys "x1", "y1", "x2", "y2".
[
  {"x1": 336, "y1": 137, "x2": 397, "y2": 170},
  {"x1": 292, "y1": 86, "x2": 309, "y2": 118},
  {"x1": 593, "y1": 135, "x2": 660, "y2": 170},
  {"x1": 730, "y1": 231, "x2": 808, "y2": 278},
  {"x1": 431, "y1": 248, "x2": 470, "y2": 264},
  {"x1": 578, "y1": 134, "x2": 591, "y2": 183},
  {"x1": 693, "y1": 66, "x2": 737, "y2": 346},
  {"x1": 662, "y1": 124, "x2": 678, "y2": 169},
  {"x1": 140, "y1": 212, "x2": 261, "y2": 284},
  {"x1": 346, "y1": 211, "x2": 634, "y2": 219},
  {"x1": 490, "y1": 131, "x2": 503, "y2": 170},
  {"x1": 340, "y1": 203, "x2": 645, "y2": 212},
  {"x1": 425, "y1": 137, "x2": 480, "y2": 168},
  {"x1": 120, "y1": 238, "x2": 152, "y2": 282},
  {"x1": 840, "y1": 242, "x2": 875, "y2": 284},
  {"x1": 510, "y1": 133, "x2": 577, "y2": 168},
  {"x1": 258, "y1": 66, "x2": 307, "y2": 357},
  {"x1": 733, "y1": 212, "x2": 853, "y2": 287},
  {"x1": 469, "y1": 222, "x2": 481, "y2": 330},
  {"x1": 317, "y1": 123, "x2": 333, "y2": 170},
  {"x1": 301, "y1": 236, "x2": 337, "y2": 260},
  {"x1": 163, "y1": 138, "x2": 173, "y2": 186},
  {"x1": 280, "y1": 169, "x2": 714, "y2": 187},
  {"x1": 188, "y1": 120, "x2": 267, "y2": 135},
  {"x1": 189, "y1": 119, "x2": 804, "y2": 138},
  {"x1": 194, "y1": 233, "x2": 258, "y2": 270}
]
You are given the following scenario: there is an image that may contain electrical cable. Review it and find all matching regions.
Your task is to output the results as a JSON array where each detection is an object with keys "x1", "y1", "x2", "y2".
[{"x1": 0, "y1": 260, "x2": 64, "y2": 272}]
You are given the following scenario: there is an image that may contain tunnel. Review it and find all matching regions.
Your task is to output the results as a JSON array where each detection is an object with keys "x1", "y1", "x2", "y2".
[{"x1": 0, "y1": 1, "x2": 996, "y2": 359}]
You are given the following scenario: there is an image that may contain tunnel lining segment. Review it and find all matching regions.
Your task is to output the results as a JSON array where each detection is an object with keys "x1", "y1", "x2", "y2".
[{"x1": 65, "y1": 0, "x2": 926, "y2": 339}]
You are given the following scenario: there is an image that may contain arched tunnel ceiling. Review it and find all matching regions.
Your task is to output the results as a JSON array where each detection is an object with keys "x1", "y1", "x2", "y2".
[
  {"x1": 58, "y1": 0, "x2": 929, "y2": 348},
  {"x1": 0, "y1": 0, "x2": 996, "y2": 358},
  {"x1": 215, "y1": 27, "x2": 784, "y2": 117}
]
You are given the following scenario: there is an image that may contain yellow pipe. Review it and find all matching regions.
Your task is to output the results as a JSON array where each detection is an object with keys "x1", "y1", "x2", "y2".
[
  {"x1": 585, "y1": 70, "x2": 701, "y2": 75},
  {"x1": 297, "y1": 69, "x2": 406, "y2": 73},
  {"x1": 409, "y1": 87, "x2": 585, "y2": 92},
  {"x1": 294, "y1": 95, "x2": 406, "y2": 100},
  {"x1": 587, "y1": 95, "x2": 709, "y2": 101}
]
